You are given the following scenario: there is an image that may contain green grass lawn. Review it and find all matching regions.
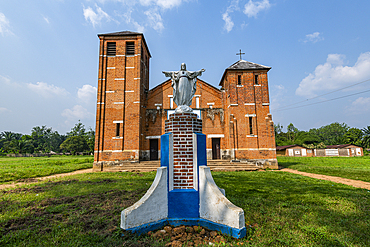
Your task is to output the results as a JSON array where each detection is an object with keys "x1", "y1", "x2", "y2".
[
  {"x1": 1, "y1": 170, "x2": 369, "y2": 246},
  {"x1": 277, "y1": 156, "x2": 370, "y2": 183},
  {"x1": 0, "y1": 156, "x2": 93, "y2": 183}
]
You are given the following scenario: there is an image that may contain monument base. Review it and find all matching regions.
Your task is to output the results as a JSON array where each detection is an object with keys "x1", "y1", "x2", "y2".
[{"x1": 121, "y1": 166, "x2": 246, "y2": 239}]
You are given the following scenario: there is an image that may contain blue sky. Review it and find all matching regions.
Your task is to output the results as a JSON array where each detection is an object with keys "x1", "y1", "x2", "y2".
[{"x1": 1, "y1": 0, "x2": 370, "y2": 134}]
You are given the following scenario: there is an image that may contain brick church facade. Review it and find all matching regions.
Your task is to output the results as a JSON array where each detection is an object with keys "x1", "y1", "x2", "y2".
[{"x1": 93, "y1": 31, "x2": 277, "y2": 170}]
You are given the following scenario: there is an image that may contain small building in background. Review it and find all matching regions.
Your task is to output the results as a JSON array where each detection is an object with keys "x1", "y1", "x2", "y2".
[
  {"x1": 315, "y1": 144, "x2": 363, "y2": 157},
  {"x1": 276, "y1": 145, "x2": 314, "y2": 157}
]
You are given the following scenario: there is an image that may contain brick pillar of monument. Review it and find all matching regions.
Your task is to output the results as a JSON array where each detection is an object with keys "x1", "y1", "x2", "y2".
[{"x1": 165, "y1": 112, "x2": 202, "y2": 189}]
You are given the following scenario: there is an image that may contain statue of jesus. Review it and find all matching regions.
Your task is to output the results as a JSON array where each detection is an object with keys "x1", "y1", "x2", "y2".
[{"x1": 163, "y1": 63, "x2": 205, "y2": 113}]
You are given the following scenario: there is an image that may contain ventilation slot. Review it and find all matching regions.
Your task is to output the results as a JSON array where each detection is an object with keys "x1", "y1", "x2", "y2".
[
  {"x1": 126, "y1": 42, "x2": 135, "y2": 55},
  {"x1": 107, "y1": 42, "x2": 116, "y2": 56}
]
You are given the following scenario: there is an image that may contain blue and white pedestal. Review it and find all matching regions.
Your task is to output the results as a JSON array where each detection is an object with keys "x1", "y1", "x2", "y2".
[{"x1": 121, "y1": 112, "x2": 246, "y2": 238}]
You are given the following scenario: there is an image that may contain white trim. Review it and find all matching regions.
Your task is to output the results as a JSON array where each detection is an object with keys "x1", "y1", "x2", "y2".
[
  {"x1": 115, "y1": 78, "x2": 125, "y2": 80},
  {"x1": 207, "y1": 103, "x2": 214, "y2": 105},
  {"x1": 168, "y1": 95, "x2": 173, "y2": 98},
  {"x1": 245, "y1": 114, "x2": 256, "y2": 117},
  {"x1": 114, "y1": 102, "x2": 124, "y2": 104},
  {"x1": 192, "y1": 133, "x2": 198, "y2": 191},
  {"x1": 237, "y1": 85, "x2": 244, "y2": 87},
  {"x1": 254, "y1": 84, "x2": 261, "y2": 87},
  {"x1": 126, "y1": 55, "x2": 135, "y2": 58},
  {"x1": 116, "y1": 55, "x2": 125, "y2": 57},
  {"x1": 134, "y1": 78, "x2": 141, "y2": 80},
  {"x1": 107, "y1": 67, "x2": 115, "y2": 69},
  {"x1": 112, "y1": 137, "x2": 123, "y2": 140},
  {"x1": 146, "y1": 136, "x2": 161, "y2": 139},
  {"x1": 246, "y1": 135, "x2": 258, "y2": 137},
  {"x1": 230, "y1": 104, "x2": 238, "y2": 106},
  {"x1": 98, "y1": 78, "x2": 105, "y2": 80},
  {"x1": 133, "y1": 101, "x2": 140, "y2": 103},
  {"x1": 244, "y1": 103, "x2": 255, "y2": 106},
  {"x1": 97, "y1": 102, "x2": 104, "y2": 104},
  {"x1": 125, "y1": 90, "x2": 134, "y2": 93},
  {"x1": 113, "y1": 120, "x2": 124, "y2": 123},
  {"x1": 207, "y1": 134, "x2": 224, "y2": 138},
  {"x1": 194, "y1": 95, "x2": 201, "y2": 97},
  {"x1": 112, "y1": 150, "x2": 123, "y2": 153},
  {"x1": 262, "y1": 103, "x2": 270, "y2": 106},
  {"x1": 126, "y1": 67, "x2": 135, "y2": 69},
  {"x1": 155, "y1": 104, "x2": 162, "y2": 106},
  {"x1": 105, "y1": 91, "x2": 115, "y2": 93}
]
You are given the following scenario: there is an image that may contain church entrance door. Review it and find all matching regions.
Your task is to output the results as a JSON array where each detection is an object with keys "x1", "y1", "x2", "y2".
[
  {"x1": 150, "y1": 139, "x2": 159, "y2": 160},
  {"x1": 212, "y1": 138, "x2": 221, "y2": 159}
]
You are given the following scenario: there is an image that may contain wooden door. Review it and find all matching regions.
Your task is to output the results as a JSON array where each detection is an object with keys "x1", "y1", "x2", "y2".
[
  {"x1": 212, "y1": 138, "x2": 221, "y2": 160},
  {"x1": 150, "y1": 139, "x2": 158, "y2": 160}
]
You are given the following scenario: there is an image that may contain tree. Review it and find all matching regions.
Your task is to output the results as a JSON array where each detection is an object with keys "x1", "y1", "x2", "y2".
[
  {"x1": 287, "y1": 123, "x2": 299, "y2": 143},
  {"x1": 362, "y1": 126, "x2": 370, "y2": 148},
  {"x1": 309, "y1": 122, "x2": 349, "y2": 145},
  {"x1": 60, "y1": 136, "x2": 88, "y2": 155},
  {"x1": 61, "y1": 121, "x2": 95, "y2": 154},
  {"x1": 344, "y1": 128, "x2": 363, "y2": 146}
]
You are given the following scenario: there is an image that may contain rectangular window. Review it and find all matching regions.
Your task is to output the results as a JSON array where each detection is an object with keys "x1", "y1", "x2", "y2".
[
  {"x1": 249, "y1": 117, "x2": 253, "y2": 135},
  {"x1": 238, "y1": 75, "x2": 241, "y2": 85},
  {"x1": 115, "y1": 123, "x2": 120, "y2": 137},
  {"x1": 107, "y1": 42, "x2": 116, "y2": 56},
  {"x1": 254, "y1": 74, "x2": 259, "y2": 85},
  {"x1": 196, "y1": 97, "x2": 200, "y2": 108},
  {"x1": 126, "y1": 42, "x2": 135, "y2": 55},
  {"x1": 170, "y1": 97, "x2": 174, "y2": 109}
]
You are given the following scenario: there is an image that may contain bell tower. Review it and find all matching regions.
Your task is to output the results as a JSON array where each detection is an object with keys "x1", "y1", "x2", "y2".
[{"x1": 94, "y1": 31, "x2": 151, "y2": 170}]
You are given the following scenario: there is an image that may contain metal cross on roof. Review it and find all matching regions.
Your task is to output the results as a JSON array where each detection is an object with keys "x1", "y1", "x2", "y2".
[{"x1": 236, "y1": 49, "x2": 245, "y2": 60}]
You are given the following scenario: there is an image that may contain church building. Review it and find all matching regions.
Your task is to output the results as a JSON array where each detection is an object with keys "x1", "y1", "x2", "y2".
[{"x1": 93, "y1": 31, "x2": 277, "y2": 170}]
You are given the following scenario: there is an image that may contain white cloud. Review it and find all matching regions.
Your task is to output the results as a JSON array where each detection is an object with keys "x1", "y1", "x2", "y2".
[
  {"x1": 43, "y1": 16, "x2": 50, "y2": 24},
  {"x1": 346, "y1": 97, "x2": 370, "y2": 115},
  {"x1": 222, "y1": 0, "x2": 239, "y2": 32},
  {"x1": 83, "y1": 4, "x2": 112, "y2": 27},
  {"x1": 77, "y1": 84, "x2": 97, "y2": 104},
  {"x1": 140, "y1": 0, "x2": 183, "y2": 9},
  {"x1": 243, "y1": 0, "x2": 270, "y2": 18},
  {"x1": 27, "y1": 82, "x2": 69, "y2": 98},
  {"x1": 296, "y1": 52, "x2": 370, "y2": 97},
  {"x1": 122, "y1": 10, "x2": 145, "y2": 33},
  {"x1": 303, "y1": 32, "x2": 324, "y2": 43},
  {"x1": 222, "y1": 12, "x2": 234, "y2": 32},
  {"x1": 62, "y1": 105, "x2": 94, "y2": 125},
  {"x1": 0, "y1": 12, "x2": 13, "y2": 36},
  {"x1": 0, "y1": 107, "x2": 10, "y2": 113},
  {"x1": 144, "y1": 8, "x2": 164, "y2": 32}
]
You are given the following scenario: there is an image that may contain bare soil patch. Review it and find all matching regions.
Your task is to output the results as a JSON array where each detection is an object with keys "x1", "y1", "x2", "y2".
[{"x1": 0, "y1": 168, "x2": 93, "y2": 190}]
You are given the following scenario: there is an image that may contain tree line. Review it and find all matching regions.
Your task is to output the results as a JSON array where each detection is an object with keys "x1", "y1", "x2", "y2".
[
  {"x1": 0, "y1": 121, "x2": 95, "y2": 155},
  {"x1": 275, "y1": 122, "x2": 370, "y2": 149}
]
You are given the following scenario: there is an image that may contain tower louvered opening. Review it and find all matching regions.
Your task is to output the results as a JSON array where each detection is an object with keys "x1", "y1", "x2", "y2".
[
  {"x1": 126, "y1": 42, "x2": 135, "y2": 55},
  {"x1": 107, "y1": 42, "x2": 116, "y2": 56}
]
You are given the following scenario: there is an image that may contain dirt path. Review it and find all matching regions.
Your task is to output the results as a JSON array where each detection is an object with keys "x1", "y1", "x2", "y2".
[
  {"x1": 0, "y1": 168, "x2": 93, "y2": 190},
  {"x1": 279, "y1": 168, "x2": 370, "y2": 190},
  {"x1": 2, "y1": 168, "x2": 370, "y2": 191}
]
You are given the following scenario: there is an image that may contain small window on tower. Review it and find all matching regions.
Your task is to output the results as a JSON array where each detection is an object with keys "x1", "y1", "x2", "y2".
[
  {"x1": 238, "y1": 75, "x2": 241, "y2": 85},
  {"x1": 249, "y1": 117, "x2": 253, "y2": 135},
  {"x1": 126, "y1": 42, "x2": 135, "y2": 55},
  {"x1": 115, "y1": 123, "x2": 120, "y2": 137},
  {"x1": 107, "y1": 42, "x2": 116, "y2": 56},
  {"x1": 254, "y1": 74, "x2": 259, "y2": 85}
]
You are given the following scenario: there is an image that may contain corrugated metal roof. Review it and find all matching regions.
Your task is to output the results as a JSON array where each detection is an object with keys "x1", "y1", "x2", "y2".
[
  {"x1": 276, "y1": 145, "x2": 303, "y2": 151},
  {"x1": 227, "y1": 59, "x2": 271, "y2": 70},
  {"x1": 98, "y1": 31, "x2": 142, "y2": 36}
]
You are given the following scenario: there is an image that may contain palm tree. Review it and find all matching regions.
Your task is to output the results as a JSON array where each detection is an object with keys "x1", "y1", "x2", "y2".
[{"x1": 362, "y1": 126, "x2": 370, "y2": 148}]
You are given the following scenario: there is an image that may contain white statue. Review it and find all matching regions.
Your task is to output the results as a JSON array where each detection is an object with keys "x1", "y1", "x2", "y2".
[{"x1": 163, "y1": 63, "x2": 205, "y2": 113}]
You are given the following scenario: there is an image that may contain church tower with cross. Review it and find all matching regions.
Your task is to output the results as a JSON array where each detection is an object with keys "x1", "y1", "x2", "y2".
[{"x1": 93, "y1": 31, "x2": 277, "y2": 171}]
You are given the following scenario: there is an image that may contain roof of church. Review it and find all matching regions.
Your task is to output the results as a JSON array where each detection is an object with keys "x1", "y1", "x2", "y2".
[
  {"x1": 227, "y1": 59, "x2": 271, "y2": 70},
  {"x1": 97, "y1": 31, "x2": 142, "y2": 36},
  {"x1": 97, "y1": 31, "x2": 151, "y2": 57},
  {"x1": 219, "y1": 59, "x2": 271, "y2": 86}
]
